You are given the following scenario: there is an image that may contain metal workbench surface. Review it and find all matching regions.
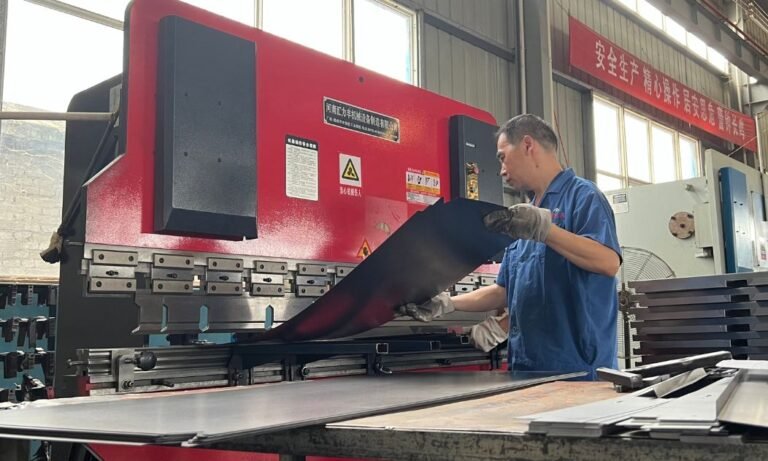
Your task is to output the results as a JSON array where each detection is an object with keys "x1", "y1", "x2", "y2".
[
  {"x1": 209, "y1": 426, "x2": 768, "y2": 461},
  {"x1": 206, "y1": 381, "x2": 768, "y2": 461}
]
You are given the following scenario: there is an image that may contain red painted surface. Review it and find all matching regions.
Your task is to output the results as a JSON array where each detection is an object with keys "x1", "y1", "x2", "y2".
[
  {"x1": 569, "y1": 16, "x2": 757, "y2": 151},
  {"x1": 84, "y1": 0, "x2": 497, "y2": 264},
  {"x1": 89, "y1": 444, "x2": 380, "y2": 461}
]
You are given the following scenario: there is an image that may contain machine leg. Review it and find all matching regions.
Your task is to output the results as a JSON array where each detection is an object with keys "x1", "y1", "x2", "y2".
[
  {"x1": 279, "y1": 454, "x2": 306, "y2": 461},
  {"x1": 0, "y1": 439, "x2": 29, "y2": 461}
]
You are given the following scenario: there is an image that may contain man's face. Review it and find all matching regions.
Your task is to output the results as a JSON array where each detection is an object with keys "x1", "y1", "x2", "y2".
[{"x1": 496, "y1": 133, "x2": 532, "y2": 191}]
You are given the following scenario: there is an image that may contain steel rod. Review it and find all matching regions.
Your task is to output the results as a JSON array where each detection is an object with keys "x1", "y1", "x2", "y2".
[{"x1": 0, "y1": 111, "x2": 114, "y2": 121}]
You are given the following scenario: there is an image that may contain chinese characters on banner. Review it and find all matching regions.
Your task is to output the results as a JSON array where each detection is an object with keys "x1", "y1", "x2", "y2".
[{"x1": 569, "y1": 17, "x2": 757, "y2": 151}]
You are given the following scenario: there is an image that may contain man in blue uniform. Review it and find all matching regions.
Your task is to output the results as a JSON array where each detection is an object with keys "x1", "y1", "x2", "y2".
[{"x1": 399, "y1": 114, "x2": 621, "y2": 380}]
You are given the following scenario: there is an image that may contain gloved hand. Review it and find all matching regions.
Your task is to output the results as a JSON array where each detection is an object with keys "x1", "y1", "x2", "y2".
[
  {"x1": 483, "y1": 203, "x2": 552, "y2": 242},
  {"x1": 468, "y1": 313, "x2": 508, "y2": 352},
  {"x1": 396, "y1": 293, "x2": 455, "y2": 322}
]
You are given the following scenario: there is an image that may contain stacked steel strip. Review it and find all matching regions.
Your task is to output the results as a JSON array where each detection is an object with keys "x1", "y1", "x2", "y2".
[{"x1": 629, "y1": 273, "x2": 768, "y2": 364}]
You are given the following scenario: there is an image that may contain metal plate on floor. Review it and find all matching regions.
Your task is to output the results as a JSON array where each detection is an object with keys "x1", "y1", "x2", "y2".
[
  {"x1": 256, "y1": 198, "x2": 512, "y2": 342},
  {"x1": 0, "y1": 371, "x2": 581, "y2": 446}
]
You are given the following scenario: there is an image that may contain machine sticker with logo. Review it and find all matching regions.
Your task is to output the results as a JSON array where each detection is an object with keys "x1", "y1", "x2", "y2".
[
  {"x1": 285, "y1": 135, "x2": 319, "y2": 201},
  {"x1": 357, "y1": 239, "x2": 372, "y2": 259},
  {"x1": 405, "y1": 168, "x2": 441, "y2": 205},
  {"x1": 324, "y1": 97, "x2": 400, "y2": 142},
  {"x1": 608, "y1": 193, "x2": 629, "y2": 214}
]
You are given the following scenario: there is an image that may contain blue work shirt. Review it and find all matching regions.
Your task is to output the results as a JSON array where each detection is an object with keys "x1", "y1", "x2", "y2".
[{"x1": 496, "y1": 168, "x2": 621, "y2": 381}]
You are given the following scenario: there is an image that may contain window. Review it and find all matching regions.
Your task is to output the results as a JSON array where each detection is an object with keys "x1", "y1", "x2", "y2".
[
  {"x1": 0, "y1": 1, "x2": 126, "y2": 278},
  {"x1": 354, "y1": 0, "x2": 416, "y2": 83},
  {"x1": 3, "y1": 1, "x2": 123, "y2": 112},
  {"x1": 651, "y1": 124, "x2": 677, "y2": 183},
  {"x1": 61, "y1": 1, "x2": 256, "y2": 24},
  {"x1": 592, "y1": 97, "x2": 701, "y2": 191},
  {"x1": 637, "y1": 0, "x2": 663, "y2": 28},
  {"x1": 686, "y1": 32, "x2": 708, "y2": 59},
  {"x1": 616, "y1": 0, "x2": 637, "y2": 10},
  {"x1": 623, "y1": 112, "x2": 651, "y2": 182},
  {"x1": 593, "y1": 99, "x2": 622, "y2": 178},
  {"x1": 58, "y1": 1, "x2": 129, "y2": 21},
  {"x1": 707, "y1": 47, "x2": 729, "y2": 74},
  {"x1": 613, "y1": 0, "x2": 731, "y2": 76},
  {"x1": 679, "y1": 135, "x2": 699, "y2": 179},
  {"x1": 662, "y1": 16, "x2": 687, "y2": 46},
  {"x1": 262, "y1": 0, "x2": 343, "y2": 57},
  {"x1": 259, "y1": 0, "x2": 417, "y2": 84}
]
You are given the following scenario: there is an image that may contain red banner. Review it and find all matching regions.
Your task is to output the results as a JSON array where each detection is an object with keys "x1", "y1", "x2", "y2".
[{"x1": 569, "y1": 17, "x2": 757, "y2": 151}]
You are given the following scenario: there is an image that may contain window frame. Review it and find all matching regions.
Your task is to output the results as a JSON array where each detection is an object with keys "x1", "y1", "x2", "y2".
[{"x1": 592, "y1": 95, "x2": 701, "y2": 190}]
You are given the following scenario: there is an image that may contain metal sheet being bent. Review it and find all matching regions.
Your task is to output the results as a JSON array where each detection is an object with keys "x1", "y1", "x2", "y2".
[
  {"x1": 259, "y1": 198, "x2": 512, "y2": 342},
  {"x1": 0, "y1": 371, "x2": 581, "y2": 446}
]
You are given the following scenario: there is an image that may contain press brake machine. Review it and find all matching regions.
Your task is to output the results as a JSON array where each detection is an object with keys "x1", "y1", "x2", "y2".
[{"x1": 51, "y1": 0, "x2": 510, "y2": 399}]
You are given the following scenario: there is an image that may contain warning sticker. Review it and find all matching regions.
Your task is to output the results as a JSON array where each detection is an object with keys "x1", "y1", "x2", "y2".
[
  {"x1": 357, "y1": 239, "x2": 372, "y2": 259},
  {"x1": 608, "y1": 193, "x2": 629, "y2": 214},
  {"x1": 339, "y1": 154, "x2": 362, "y2": 186},
  {"x1": 406, "y1": 169, "x2": 441, "y2": 205},
  {"x1": 285, "y1": 135, "x2": 318, "y2": 201}
]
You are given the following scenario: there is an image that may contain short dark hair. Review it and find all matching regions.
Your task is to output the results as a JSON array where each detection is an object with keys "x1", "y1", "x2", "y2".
[{"x1": 496, "y1": 114, "x2": 558, "y2": 152}]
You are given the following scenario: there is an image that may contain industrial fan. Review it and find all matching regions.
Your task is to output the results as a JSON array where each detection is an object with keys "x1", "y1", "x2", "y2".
[{"x1": 617, "y1": 246, "x2": 676, "y2": 368}]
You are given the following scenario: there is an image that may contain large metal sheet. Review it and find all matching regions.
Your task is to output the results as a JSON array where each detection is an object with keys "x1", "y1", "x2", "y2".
[
  {"x1": 0, "y1": 371, "x2": 579, "y2": 446},
  {"x1": 257, "y1": 198, "x2": 512, "y2": 342}
]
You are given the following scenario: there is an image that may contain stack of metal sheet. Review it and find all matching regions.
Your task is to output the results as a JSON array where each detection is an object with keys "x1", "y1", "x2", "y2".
[
  {"x1": 527, "y1": 374, "x2": 739, "y2": 442},
  {"x1": 629, "y1": 273, "x2": 768, "y2": 364}
]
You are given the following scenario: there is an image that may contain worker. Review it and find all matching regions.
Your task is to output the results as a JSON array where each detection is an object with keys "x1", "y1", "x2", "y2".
[{"x1": 399, "y1": 114, "x2": 621, "y2": 380}]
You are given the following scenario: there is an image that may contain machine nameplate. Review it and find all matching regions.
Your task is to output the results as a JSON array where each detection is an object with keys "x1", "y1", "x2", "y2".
[{"x1": 323, "y1": 97, "x2": 400, "y2": 143}]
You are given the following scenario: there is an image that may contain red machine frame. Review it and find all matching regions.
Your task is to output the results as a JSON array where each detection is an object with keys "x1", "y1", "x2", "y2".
[{"x1": 85, "y1": 0, "x2": 497, "y2": 263}]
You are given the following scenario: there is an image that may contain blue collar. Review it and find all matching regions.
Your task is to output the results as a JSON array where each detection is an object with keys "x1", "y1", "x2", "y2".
[{"x1": 533, "y1": 168, "x2": 574, "y2": 203}]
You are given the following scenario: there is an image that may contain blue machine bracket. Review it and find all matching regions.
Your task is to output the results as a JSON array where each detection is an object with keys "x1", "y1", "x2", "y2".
[{"x1": 720, "y1": 167, "x2": 754, "y2": 273}]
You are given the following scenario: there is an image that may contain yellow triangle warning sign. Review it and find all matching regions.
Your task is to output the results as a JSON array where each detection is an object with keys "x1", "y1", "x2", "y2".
[
  {"x1": 357, "y1": 239, "x2": 372, "y2": 258},
  {"x1": 342, "y1": 159, "x2": 360, "y2": 182}
]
